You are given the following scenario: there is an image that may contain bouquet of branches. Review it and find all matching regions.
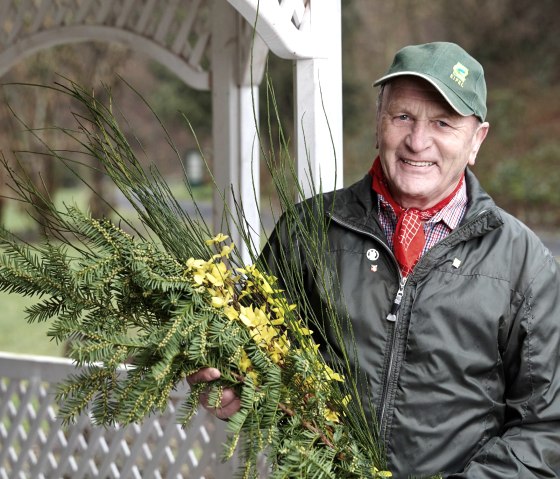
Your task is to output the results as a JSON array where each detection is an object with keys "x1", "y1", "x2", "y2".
[{"x1": 0, "y1": 80, "x2": 402, "y2": 478}]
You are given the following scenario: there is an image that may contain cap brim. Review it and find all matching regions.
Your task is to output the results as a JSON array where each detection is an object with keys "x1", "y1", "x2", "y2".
[{"x1": 373, "y1": 72, "x2": 474, "y2": 118}]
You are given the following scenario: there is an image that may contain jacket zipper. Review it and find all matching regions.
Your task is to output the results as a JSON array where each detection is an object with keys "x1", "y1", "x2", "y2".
[
  {"x1": 378, "y1": 275, "x2": 407, "y2": 434},
  {"x1": 386, "y1": 277, "x2": 406, "y2": 322}
]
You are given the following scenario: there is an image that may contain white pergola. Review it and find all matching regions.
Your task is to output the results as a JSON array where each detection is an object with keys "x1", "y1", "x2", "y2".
[{"x1": 0, "y1": 0, "x2": 342, "y2": 261}]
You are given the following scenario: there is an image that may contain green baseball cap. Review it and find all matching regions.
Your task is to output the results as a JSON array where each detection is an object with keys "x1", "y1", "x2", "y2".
[{"x1": 374, "y1": 42, "x2": 487, "y2": 121}]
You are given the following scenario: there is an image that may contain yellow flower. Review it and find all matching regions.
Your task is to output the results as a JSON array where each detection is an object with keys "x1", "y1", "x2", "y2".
[
  {"x1": 205, "y1": 272, "x2": 221, "y2": 286},
  {"x1": 271, "y1": 302, "x2": 296, "y2": 319},
  {"x1": 247, "y1": 370, "x2": 260, "y2": 385},
  {"x1": 255, "y1": 307, "x2": 270, "y2": 325},
  {"x1": 224, "y1": 305, "x2": 239, "y2": 321},
  {"x1": 204, "y1": 262, "x2": 227, "y2": 287},
  {"x1": 260, "y1": 277, "x2": 274, "y2": 295},
  {"x1": 323, "y1": 407, "x2": 340, "y2": 422},
  {"x1": 239, "y1": 350, "x2": 252, "y2": 372},
  {"x1": 269, "y1": 350, "x2": 282, "y2": 364},
  {"x1": 211, "y1": 296, "x2": 226, "y2": 308},
  {"x1": 293, "y1": 323, "x2": 313, "y2": 337},
  {"x1": 372, "y1": 467, "x2": 393, "y2": 477},
  {"x1": 324, "y1": 365, "x2": 344, "y2": 382},
  {"x1": 216, "y1": 261, "x2": 228, "y2": 274},
  {"x1": 186, "y1": 257, "x2": 206, "y2": 269},
  {"x1": 251, "y1": 324, "x2": 277, "y2": 345},
  {"x1": 273, "y1": 336, "x2": 290, "y2": 355},
  {"x1": 239, "y1": 305, "x2": 258, "y2": 328},
  {"x1": 220, "y1": 243, "x2": 235, "y2": 257},
  {"x1": 205, "y1": 233, "x2": 229, "y2": 245}
]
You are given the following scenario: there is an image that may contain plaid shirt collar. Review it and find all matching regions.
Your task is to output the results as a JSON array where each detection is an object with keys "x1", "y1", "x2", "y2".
[
  {"x1": 377, "y1": 179, "x2": 468, "y2": 248},
  {"x1": 424, "y1": 180, "x2": 468, "y2": 230}
]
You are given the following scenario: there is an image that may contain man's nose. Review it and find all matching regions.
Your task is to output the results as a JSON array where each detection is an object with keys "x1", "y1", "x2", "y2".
[{"x1": 405, "y1": 120, "x2": 432, "y2": 152}]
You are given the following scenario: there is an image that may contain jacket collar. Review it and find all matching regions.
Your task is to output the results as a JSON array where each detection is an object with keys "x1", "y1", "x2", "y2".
[{"x1": 462, "y1": 168, "x2": 498, "y2": 223}]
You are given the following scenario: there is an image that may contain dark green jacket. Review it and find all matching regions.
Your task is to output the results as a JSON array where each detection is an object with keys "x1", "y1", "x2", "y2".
[{"x1": 262, "y1": 169, "x2": 560, "y2": 478}]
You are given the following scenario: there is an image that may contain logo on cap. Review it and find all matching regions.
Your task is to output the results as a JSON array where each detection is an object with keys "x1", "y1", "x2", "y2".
[{"x1": 450, "y1": 62, "x2": 469, "y2": 87}]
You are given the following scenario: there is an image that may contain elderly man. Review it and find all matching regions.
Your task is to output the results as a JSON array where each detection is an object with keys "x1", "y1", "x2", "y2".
[{"x1": 190, "y1": 42, "x2": 560, "y2": 477}]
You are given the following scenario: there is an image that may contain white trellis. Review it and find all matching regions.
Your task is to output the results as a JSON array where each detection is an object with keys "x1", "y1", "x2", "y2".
[
  {"x1": 0, "y1": 0, "x2": 343, "y2": 262},
  {"x1": 0, "y1": 352, "x2": 252, "y2": 479}
]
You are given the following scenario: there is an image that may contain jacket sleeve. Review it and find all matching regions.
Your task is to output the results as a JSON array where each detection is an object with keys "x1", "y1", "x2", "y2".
[{"x1": 449, "y1": 252, "x2": 560, "y2": 478}]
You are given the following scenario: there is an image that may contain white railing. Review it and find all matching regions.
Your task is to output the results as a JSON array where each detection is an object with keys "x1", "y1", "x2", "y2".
[{"x1": 0, "y1": 352, "x2": 240, "y2": 479}]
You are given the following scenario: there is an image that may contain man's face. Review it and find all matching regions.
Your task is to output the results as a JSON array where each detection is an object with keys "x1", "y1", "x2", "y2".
[{"x1": 377, "y1": 76, "x2": 489, "y2": 209}]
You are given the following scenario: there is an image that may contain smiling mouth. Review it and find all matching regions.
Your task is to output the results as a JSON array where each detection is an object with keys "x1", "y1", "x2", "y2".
[{"x1": 400, "y1": 158, "x2": 434, "y2": 167}]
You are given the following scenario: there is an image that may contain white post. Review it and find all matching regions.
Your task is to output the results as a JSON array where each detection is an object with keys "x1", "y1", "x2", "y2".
[
  {"x1": 238, "y1": 85, "x2": 261, "y2": 258},
  {"x1": 211, "y1": 0, "x2": 263, "y2": 264},
  {"x1": 294, "y1": 0, "x2": 343, "y2": 198},
  {"x1": 211, "y1": 0, "x2": 239, "y2": 242}
]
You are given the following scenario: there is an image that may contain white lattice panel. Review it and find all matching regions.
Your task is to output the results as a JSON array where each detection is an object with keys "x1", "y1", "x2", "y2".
[{"x1": 0, "y1": 353, "x2": 236, "y2": 479}]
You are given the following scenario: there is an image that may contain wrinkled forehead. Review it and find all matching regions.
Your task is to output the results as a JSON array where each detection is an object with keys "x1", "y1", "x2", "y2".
[{"x1": 383, "y1": 76, "x2": 459, "y2": 114}]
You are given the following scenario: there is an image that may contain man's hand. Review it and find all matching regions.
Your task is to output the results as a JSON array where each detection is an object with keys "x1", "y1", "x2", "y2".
[{"x1": 186, "y1": 367, "x2": 241, "y2": 420}]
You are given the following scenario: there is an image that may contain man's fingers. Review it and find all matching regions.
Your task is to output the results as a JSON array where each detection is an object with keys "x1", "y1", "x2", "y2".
[
  {"x1": 207, "y1": 395, "x2": 241, "y2": 420},
  {"x1": 217, "y1": 387, "x2": 239, "y2": 407},
  {"x1": 186, "y1": 367, "x2": 221, "y2": 385},
  {"x1": 186, "y1": 367, "x2": 241, "y2": 419},
  {"x1": 199, "y1": 386, "x2": 239, "y2": 409}
]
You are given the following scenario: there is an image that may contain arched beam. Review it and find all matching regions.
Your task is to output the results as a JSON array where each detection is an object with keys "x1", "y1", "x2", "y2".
[{"x1": 0, "y1": 25, "x2": 209, "y2": 91}]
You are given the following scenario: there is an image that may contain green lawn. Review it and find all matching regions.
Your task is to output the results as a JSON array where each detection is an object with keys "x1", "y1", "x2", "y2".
[{"x1": 0, "y1": 291, "x2": 64, "y2": 357}]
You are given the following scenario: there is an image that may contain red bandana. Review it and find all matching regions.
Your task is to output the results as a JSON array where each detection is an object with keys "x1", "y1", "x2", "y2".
[{"x1": 369, "y1": 157, "x2": 464, "y2": 276}]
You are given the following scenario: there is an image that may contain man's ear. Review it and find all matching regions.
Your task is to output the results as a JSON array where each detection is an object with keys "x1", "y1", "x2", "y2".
[{"x1": 468, "y1": 122, "x2": 490, "y2": 165}]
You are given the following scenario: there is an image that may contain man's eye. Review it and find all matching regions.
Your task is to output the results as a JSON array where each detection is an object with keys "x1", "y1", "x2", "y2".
[
  {"x1": 396, "y1": 114, "x2": 409, "y2": 121},
  {"x1": 436, "y1": 120, "x2": 450, "y2": 128}
]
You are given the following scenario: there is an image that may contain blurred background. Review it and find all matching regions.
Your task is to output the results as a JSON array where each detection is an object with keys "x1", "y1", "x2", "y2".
[{"x1": 0, "y1": 0, "x2": 558, "y2": 355}]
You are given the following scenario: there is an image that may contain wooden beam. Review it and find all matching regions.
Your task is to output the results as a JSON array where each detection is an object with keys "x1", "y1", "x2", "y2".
[{"x1": 228, "y1": 0, "x2": 343, "y2": 198}]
